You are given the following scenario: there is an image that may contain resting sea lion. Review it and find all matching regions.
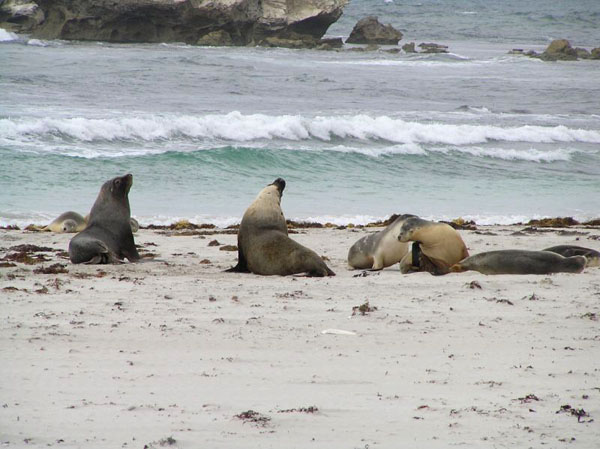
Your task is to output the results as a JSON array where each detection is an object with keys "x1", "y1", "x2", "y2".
[
  {"x1": 227, "y1": 178, "x2": 335, "y2": 276},
  {"x1": 348, "y1": 214, "x2": 415, "y2": 270},
  {"x1": 69, "y1": 174, "x2": 140, "y2": 264},
  {"x1": 398, "y1": 217, "x2": 469, "y2": 275},
  {"x1": 43, "y1": 211, "x2": 87, "y2": 233},
  {"x1": 449, "y1": 250, "x2": 586, "y2": 275},
  {"x1": 543, "y1": 245, "x2": 600, "y2": 267}
]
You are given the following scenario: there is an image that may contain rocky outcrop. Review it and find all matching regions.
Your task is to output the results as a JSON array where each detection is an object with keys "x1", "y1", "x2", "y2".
[
  {"x1": 517, "y1": 39, "x2": 600, "y2": 62},
  {"x1": 418, "y1": 42, "x2": 448, "y2": 53},
  {"x1": 25, "y1": 0, "x2": 347, "y2": 46},
  {"x1": 346, "y1": 16, "x2": 402, "y2": 45},
  {"x1": 0, "y1": 0, "x2": 44, "y2": 32},
  {"x1": 402, "y1": 42, "x2": 416, "y2": 53}
]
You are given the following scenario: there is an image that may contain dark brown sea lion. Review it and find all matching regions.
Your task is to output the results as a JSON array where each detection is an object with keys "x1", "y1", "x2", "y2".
[
  {"x1": 227, "y1": 178, "x2": 335, "y2": 276},
  {"x1": 68, "y1": 174, "x2": 140, "y2": 264},
  {"x1": 543, "y1": 245, "x2": 599, "y2": 267}
]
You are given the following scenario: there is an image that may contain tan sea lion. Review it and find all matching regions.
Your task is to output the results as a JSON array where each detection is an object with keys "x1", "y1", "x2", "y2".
[
  {"x1": 542, "y1": 245, "x2": 599, "y2": 267},
  {"x1": 227, "y1": 178, "x2": 335, "y2": 276},
  {"x1": 449, "y1": 250, "x2": 586, "y2": 275},
  {"x1": 398, "y1": 216, "x2": 469, "y2": 275},
  {"x1": 69, "y1": 174, "x2": 140, "y2": 264},
  {"x1": 43, "y1": 211, "x2": 87, "y2": 233},
  {"x1": 347, "y1": 214, "x2": 415, "y2": 270}
]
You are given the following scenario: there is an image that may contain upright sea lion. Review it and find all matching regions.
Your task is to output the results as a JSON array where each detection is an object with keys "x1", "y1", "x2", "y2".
[
  {"x1": 69, "y1": 174, "x2": 140, "y2": 264},
  {"x1": 449, "y1": 250, "x2": 586, "y2": 275},
  {"x1": 43, "y1": 211, "x2": 87, "y2": 233},
  {"x1": 543, "y1": 245, "x2": 600, "y2": 267},
  {"x1": 348, "y1": 214, "x2": 415, "y2": 270},
  {"x1": 398, "y1": 217, "x2": 469, "y2": 275},
  {"x1": 227, "y1": 178, "x2": 335, "y2": 276}
]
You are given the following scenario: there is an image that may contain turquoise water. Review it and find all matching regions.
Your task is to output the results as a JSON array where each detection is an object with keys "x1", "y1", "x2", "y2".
[{"x1": 1, "y1": 0, "x2": 600, "y2": 226}]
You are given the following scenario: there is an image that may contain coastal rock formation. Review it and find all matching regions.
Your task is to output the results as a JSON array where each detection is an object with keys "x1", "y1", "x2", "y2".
[
  {"x1": 0, "y1": 0, "x2": 44, "y2": 32},
  {"x1": 418, "y1": 42, "x2": 448, "y2": 53},
  {"x1": 27, "y1": 0, "x2": 348, "y2": 46},
  {"x1": 517, "y1": 39, "x2": 600, "y2": 62},
  {"x1": 346, "y1": 16, "x2": 402, "y2": 45},
  {"x1": 402, "y1": 42, "x2": 416, "y2": 53}
]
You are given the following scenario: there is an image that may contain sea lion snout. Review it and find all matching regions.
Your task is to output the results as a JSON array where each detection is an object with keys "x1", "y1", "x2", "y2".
[{"x1": 270, "y1": 178, "x2": 286, "y2": 194}]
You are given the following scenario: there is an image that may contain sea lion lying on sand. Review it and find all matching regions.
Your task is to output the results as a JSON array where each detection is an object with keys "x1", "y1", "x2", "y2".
[
  {"x1": 69, "y1": 174, "x2": 140, "y2": 264},
  {"x1": 348, "y1": 214, "x2": 415, "y2": 270},
  {"x1": 227, "y1": 178, "x2": 335, "y2": 276},
  {"x1": 449, "y1": 249, "x2": 586, "y2": 275},
  {"x1": 43, "y1": 211, "x2": 87, "y2": 233},
  {"x1": 398, "y1": 216, "x2": 469, "y2": 275},
  {"x1": 543, "y1": 245, "x2": 599, "y2": 267}
]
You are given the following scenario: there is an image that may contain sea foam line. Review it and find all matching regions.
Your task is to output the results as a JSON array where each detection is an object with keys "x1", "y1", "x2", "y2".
[{"x1": 2, "y1": 112, "x2": 600, "y2": 146}]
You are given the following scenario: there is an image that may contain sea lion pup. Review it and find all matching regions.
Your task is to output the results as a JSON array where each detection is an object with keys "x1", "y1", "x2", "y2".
[
  {"x1": 542, "y1": 245, "x2": 600, "y2": 267},
  {"x1": 43, "y1": 211, "x2": 87, "y2": 233},
  {"x1": 449, "y1": 250, "x2": 586, "y2": 275},
  {"x1": 227, "y1": 178, "x2": 335, "y2": 276},
  {"x1": 398, "y1": 216, "x2": 469, "y2": 275},
  {"x1": 69, "y1": 174, "x2": 140, "y2": 264},
  {"x1": 348, "y1": 214, "x2": 416, "y2": 270}
]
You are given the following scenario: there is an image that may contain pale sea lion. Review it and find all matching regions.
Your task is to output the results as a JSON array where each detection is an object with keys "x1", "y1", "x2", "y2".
[
  {"x1": 543, "y1": 245, "x2": 600, "y2": 267},
  {"x1": 348, "y1": 214, "x2": 416, "y2": 270},
  {"x1": 449, "y1": 250, "x2": 586, "y2": 275},
  {"x1": 69, "y1": 174, "x2": 140, "y2": 264},
  {"x1": 227, "y1": 178, "x2": 335, "y2": 276},
  {"x1": 43, "y1": 211, "x2": 87, "y2": 233},
  {"x1": 398, "y1": 217, "x2": 469, "y2": 275}
]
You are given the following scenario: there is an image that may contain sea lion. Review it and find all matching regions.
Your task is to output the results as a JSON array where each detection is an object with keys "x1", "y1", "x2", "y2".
[
  {"x1": 43, "y1": 211, "x2": 87, "y2": 233},
  {"x1": 84, "y1": 214, "x2": 139, "y2": 233},
  {"x1": 227, "y1": 178, "x2": 335, "y2": 276},
  {"x1": 543, "y1": 245, "x2": 600, "y2": 267},
  {"x1": 68, "y1": 174, "x2": 140, "y2": 264},
  {"x1": 398, "y1": 217, "x2": 469, "y2": 275},
  {"x1": 347, "y1": 214, "x2": 416, "y2": 270},
  {"x1": 449, "y1": 250, "x2": 586, "y2": 275}
]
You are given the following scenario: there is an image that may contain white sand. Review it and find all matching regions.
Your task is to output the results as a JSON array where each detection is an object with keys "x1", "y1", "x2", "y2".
[{"x1": 1, "y1": 225, "x2": 599, "y2": 448}]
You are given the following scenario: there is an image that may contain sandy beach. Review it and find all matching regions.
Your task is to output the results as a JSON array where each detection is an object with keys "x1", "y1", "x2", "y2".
[{"x1": 1, "y1": 224, "x2": 599, "y2": 448}]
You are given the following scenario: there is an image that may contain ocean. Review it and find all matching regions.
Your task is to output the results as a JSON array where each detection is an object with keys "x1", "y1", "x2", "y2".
[{"x1": 1, "y1": 0, "x2": 600, "y2": 227}]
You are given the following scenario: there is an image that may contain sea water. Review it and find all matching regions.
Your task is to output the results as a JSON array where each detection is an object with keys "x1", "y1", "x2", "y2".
[{"x1": 1, "y1": 0, "x2": 600, "y2": 226}]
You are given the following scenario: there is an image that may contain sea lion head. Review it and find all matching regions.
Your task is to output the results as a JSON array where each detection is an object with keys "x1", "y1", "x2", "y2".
[
  {"x1": 398, "y1": 216, "x2": 425, "y2": 242},
  {"x1": 61, "y1": 219, "x2": 79, "y2": 233},
  {"x1": 89, "y1": 174, "x2": 133, "y2": 222},
  {"x1": 269, "y1": 178, "x2": 286, "y2": 195}
]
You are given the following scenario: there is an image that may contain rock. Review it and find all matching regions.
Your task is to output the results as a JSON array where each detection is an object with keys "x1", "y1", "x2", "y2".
[
  {"x1": 30, "y1": 0, "x2": 349, "y2": 45},
  {"x1": 0, "y1": 0, "x2": 44, "y2": 32},
  {"x1": 418, "y1": 42, "x2": 448, "y2": 53},
  {"x1": 508, "y1": 48, "x2": 524, "y2": 55},
  {"x1": 591, "y1": 48, "x2": 600, "y2": 60},
  {"x1": 197, "y1": 30, "x2": 233, "y2": 47},
  {"x1": 346, "y1": 16, "x2": 402, "y2": 45},
  {"x1": 402, "y1": 42, "x2": 416, "y2": 53},
  {"x1": 540, "y1": 39, "x2": 577, "y2": 61},
  {"x1": 574, "y1": 47, "x2": 590, "y2": 59}
]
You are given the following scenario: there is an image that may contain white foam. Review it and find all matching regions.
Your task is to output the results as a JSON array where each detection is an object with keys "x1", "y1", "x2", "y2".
[
  {"x1": 0, "y1": 28, "x2": 18, "y2": 42},
  {"x1": 2, "y1": 113, "x2": 599, "y2": 157}
]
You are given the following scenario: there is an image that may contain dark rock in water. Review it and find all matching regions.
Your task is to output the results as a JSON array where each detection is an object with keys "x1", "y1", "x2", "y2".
[
  {"x1": 346, "y1": 16, "x2": 402, "y2": 45},
  {"x1": 418, "y1": 42, "x2": 449, "y2": 53},
  {"x1": 197, "y1": 30, "x2": 233, "y2": 47},
  {"x1": 539, "y1": 39, "x2": 577, "y2": 61},
  {"x1": 574, "y1": 47, "x2": 591, "y2": 59},
  {"x1": 317, "y1": 37, "x2": 343, "y2": 50},
  {"x1": 591, "y1": 48, "x2": 600, "y2": 60},
  {"x1": 0, "y1": 0, "x2": 45, "y2": 32},
  {"x1": 29, "y1": 0, "x2": 348, "y2": 46},
  {"x1": 402, "y1": 42, "x2": 416, "y2": 53},
  {"x1": 508, "y1": 48, "x2": 524, "y2": 54}
]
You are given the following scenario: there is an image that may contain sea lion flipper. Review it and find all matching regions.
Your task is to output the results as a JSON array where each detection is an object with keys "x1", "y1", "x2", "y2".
[{"x1": 225, "y1": 247, "x2": 250, "y2": 273}]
